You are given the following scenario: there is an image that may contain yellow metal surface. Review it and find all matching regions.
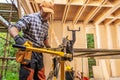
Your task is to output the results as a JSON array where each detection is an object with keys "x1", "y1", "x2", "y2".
[{"x1": 26, "y1": 47, "x2": 64, "y2": 57}]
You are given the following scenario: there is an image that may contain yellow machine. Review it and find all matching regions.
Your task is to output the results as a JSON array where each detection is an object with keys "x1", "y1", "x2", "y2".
[
  {"x1": 13, "y1": 27, "x2": 79, "y2": 80},
  {"x1": 13, "y1": 43, "x2": 72, "y2": 80}
]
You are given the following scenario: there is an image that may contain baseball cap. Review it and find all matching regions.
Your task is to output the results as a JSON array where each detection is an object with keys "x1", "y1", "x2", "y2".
[{"x1": 40, "y1": 0, "x2": 54, "y2": 14}]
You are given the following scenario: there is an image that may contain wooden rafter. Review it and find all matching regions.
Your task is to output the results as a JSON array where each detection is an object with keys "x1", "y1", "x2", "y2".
[
  {"x1": 17, "y1": 0, "x2": 22, "y2": 18},
  {"x1": 103, "y1": 7, "x2": 120, "y2": 24},
  {"x1": 84, "y1": 0, "x2": 107, "y2": 24},
  {"x1": 94, "y1": 0, "x2": 120, "y2": 24},
  {"x1": 31, "y1": 0, "x2": 37, "y2": 12},
  {"x1": 113, "y1": 8, "x2": 120, "y2": 17},
  {"x1": 34, "y1": 1, "x2": 39, "y2": 12},
  {"x1": 62, "y1": 0, "x2": 71, "y2": 23},
  {"x1": 20, "y1": 0, "x2": 33, "y2": 14},
  {"x1": 114, "y1": 19, "x2": 120, "y2": 25},
  {"x1": 30, "y1": 0, "x2": 39, "y2": 12},
  {"x1": 73, "y1": 0, "x2": 88, "y2": 24},
  {"x1": 106, "y1": 18, "x2": 117, "y2": 25}
]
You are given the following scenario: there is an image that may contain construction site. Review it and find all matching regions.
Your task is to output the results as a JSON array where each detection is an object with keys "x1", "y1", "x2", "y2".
[{"x1": 0, "y1": 0, "x2": 120, "y2": 80}]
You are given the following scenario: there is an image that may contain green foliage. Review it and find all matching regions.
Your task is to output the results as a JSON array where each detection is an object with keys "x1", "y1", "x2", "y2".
[
  {"x1": 88, "y1": 58, "x2": 96, "y2": 78},
  {"x1": 87, "y1": 34, "x2": 94, "y2": 48},
  {"x1": 0, "y1": 32, "x2": 19, "y2": 80},
  {"x1": 87, "y1": 34, "x2": 96, "y2": 78},
  {"x1": 0, "y1": 60, "x2": 19, "y2": 80},
  {"x1": 3, "y1": 70, "x2": 19, "y2": 80},
  {"x1": 0, "y1": 32, "x2": 16, "y2": 57}
]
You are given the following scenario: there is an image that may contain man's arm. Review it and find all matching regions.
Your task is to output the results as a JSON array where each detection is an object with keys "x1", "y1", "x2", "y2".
[
  {"x1": 9, "y1": 27, "x2": 26, "y2": 45},
  {"x1": 9, "y1": 27, "x2": 19, "y2": 38},
  {"x1": 43, "y1": 39, "x2": 51, "y2": 48}
]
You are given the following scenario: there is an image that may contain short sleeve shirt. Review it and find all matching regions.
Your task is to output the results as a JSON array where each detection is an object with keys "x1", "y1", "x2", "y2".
[{"x1": 14, "y1": 12, "x2": 49, "y2": 47}]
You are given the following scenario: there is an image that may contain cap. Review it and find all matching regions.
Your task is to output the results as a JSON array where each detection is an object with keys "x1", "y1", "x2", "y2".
[{"x1": 40, "y1": 0, "x2": 54, "y2": 14}]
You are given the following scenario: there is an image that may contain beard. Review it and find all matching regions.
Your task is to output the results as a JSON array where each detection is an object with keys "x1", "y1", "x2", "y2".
[{"x1": 41, "y1": 13, "x2": 50, "y2": 21}]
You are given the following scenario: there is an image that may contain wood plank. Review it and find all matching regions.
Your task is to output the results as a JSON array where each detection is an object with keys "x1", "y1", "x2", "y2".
[
  {"x1": 73, "y1": 0, "x2": 88, "y2": 24},
  {"x1": 94, "y1": 0, "x2": 120, "y2": 24},
  {"x1": 17, "y1": 0, "x2": 22, "y2": 18},
  {"x1": 84, "y1": 0, "x2": 106, "y2": 24},
  {"x1": 114, "y1": 19, "x2": 120, "y2": 25},
  {"x1": 20, "y1": 0, "x2": 33, "y2": 14},
  {"x1": 62, "y1": 0, "x2": 72, "y2": 23},
  {"x1": 93, "y1": 66, "x2": 104, "y2": 80}
]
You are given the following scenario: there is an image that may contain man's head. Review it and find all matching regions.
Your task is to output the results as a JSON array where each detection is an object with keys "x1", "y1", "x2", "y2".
[{"x1": 39, "y1": 0, "x2": 54, "y2": 21}]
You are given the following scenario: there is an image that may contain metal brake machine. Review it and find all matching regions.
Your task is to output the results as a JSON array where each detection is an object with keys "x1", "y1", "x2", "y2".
[{"x1": 13, "y1": 26, "x2": 80, "y2": 80}]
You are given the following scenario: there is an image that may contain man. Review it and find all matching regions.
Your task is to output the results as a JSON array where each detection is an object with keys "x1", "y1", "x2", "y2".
[{"x1": 9, "y1": 0, "x2": 54, "y2": 80}]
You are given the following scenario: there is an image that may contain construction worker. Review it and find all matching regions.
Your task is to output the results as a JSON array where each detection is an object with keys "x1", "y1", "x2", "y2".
[{"x1": 9, "y1": 0, "x2": 54, "y2": 80}]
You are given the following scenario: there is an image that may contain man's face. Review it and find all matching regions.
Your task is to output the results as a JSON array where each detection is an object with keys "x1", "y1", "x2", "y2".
[{"x1": 41, "y1": 12, "x2": 51, "y2": 21}]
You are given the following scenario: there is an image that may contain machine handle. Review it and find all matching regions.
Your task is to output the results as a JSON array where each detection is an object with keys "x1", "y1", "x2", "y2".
[{"x1": 12, "y1": 44, "x2": 26, "y2": 50}]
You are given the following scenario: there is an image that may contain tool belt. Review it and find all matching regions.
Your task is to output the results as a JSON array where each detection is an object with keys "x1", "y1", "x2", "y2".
[
  {"x1": 16, "y1": 50, "x2": 32, "y2": 65},
  {"x1": 15, "y1": 41, "x2": 33, "y2": 65}
]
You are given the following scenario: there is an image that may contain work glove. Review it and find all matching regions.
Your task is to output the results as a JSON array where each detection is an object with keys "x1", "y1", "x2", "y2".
[
  {"x1": 14, "y1": 35, "x2": 26, "y2": 45},
  {"x1": 14, "y1": 35, "x2": 33, "y2": 65}
]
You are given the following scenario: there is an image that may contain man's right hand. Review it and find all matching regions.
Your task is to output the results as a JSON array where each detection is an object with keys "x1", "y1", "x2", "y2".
[
  {"x1": 14, "y1": 35, "x2": 33, "y2": 48},
  {"x1": 14, "y1": 35, "x2": 26, "y2": 45}
]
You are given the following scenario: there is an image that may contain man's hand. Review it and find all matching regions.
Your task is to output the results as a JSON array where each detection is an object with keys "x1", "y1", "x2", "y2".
[
  {"x1": 14, "y1": 35, "x2": 26, "y2": 45},
  {"x1": 14, "y1": 35, "x2": 33, "y2": 47}
]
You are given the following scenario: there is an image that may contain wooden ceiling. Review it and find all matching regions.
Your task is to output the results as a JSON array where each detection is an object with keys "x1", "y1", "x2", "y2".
[
  {"x1": 28, "y1": 0, "x2": 120, "y2": 24},
  {"x1": 0, "y1": 0, "x2": 120, "y2": 32}
]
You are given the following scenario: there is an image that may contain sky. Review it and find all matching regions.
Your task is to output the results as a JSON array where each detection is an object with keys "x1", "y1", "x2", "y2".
[{"x1": 0, "y1": 0, "x2": 11, "y2": 3}]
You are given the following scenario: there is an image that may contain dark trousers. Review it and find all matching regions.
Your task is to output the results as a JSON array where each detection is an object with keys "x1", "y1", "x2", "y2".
[
  {"x1": 65, "y1": 71, "x2": 74, "y2": 80},
  {"x1": 19, "y1": 52, "x2": 45, "y2": 80}
]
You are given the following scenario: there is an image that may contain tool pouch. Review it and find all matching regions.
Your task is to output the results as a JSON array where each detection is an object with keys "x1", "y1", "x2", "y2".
[
  {"x1": 15, "y1": 41, "x2": 33, "y2": 65},
  {"x1": 16, "y1": 50, "x2": 32, "y2": 65}
]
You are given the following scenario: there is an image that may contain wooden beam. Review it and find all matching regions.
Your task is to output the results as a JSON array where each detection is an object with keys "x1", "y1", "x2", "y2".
[
  {"x1": 104, "y1": 19, "x2": 112, "y2": 24},
  {"x1": 113, "y1": 8, "x2": 120, "y2": 17},
  {"x1": 73, "y1": 6, "x2": 83, "y2": 24},
  {"x1": 62, "y1": 0, "x2": 71, "y2": 23},
  {"x1": 34, "y1": 0, "x2": 42, "y2": 3},
  {"x1": 17, "y1": 0, "x2": 22, "y2": 18},
  {"x1": 114, "y1": 19, "x2": 120, "y2": 25},
  {"x1": 106, "y1": 18, "x2": 117, "y2": 25},
  {"x1": 49, "y1": 14, "x2": 54, "y2": 24},
  {"x1": 71, "y1": 0, "x2": 84, "y2": 4},
  {"x1": 73, "y1": 0, "x2": 88, "y2": 24},
  {"x1": 84, "y1": 0, "x2": 106, "y2": 24},
  {"x1": 105, "y1": 8, "x2": 120, "y2": 25},
  {"x1": 20, "y1": 0, "x2": 33, "y2": 14},
  {"x1": 94, "y1": 0, "x2": 120, "y2": 24},
  {"x1": 30, "y1": 0, "x2": 40, "y2": 12},
  {"x1": 34, "y1": 1, "x2": 39, "y2": 12},
  {"x1": 107, "y1": 14, "x2": 115, "y2": 19},
  {"x1": 31, "y1": 1, "x2": 37, "y2": 12},
  {"x1": 54, "y1": 0, "x2": 66, "y2": 4}
]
